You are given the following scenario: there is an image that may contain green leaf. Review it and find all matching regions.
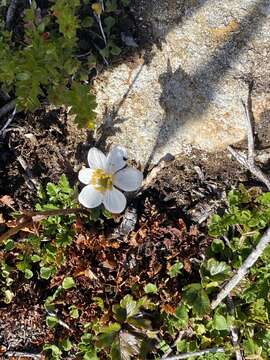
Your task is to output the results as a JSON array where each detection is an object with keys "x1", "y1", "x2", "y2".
[
  {"x1": 113, "y1": 304, "x2": 127, "y2": 322},
  {"x1": 46, "y1": 183, "x2": 59, "y2": 199},
  {"x1": 4, "y1": 239, "x2": 15, "y2": 251},
  {"x1": 25, "y1": 269, "x2": 34, "y2": 279},
  {"x1": 46, "y1": 315, "x2": 59, "y2": 329},
  {"x1": 213, "y1": 314, "x2": 228, "y2": 331},
  {"x1": 43, "y1": 344, "x2": 63, "y2": 358},
  {"x1": 258, "y1": 192, "x2": 270, "y2": 206},
  {"x1": 81, "y1": 16, "x2": 94, "y2": 28},
  {"x1": 183, "y1": 283, "x2": 210, "y2": 316},
  {"x1": 40, "y1": 266, "x2": 54, "y2": 279},
  {"x1": 83, "y1": 350, "x2": 99, "y2": 360},
  {"x1": 60, "y1": 337, "x2": 73, "y2": 351},
  {"x1": 3, "y1": 289, "x2": 14, "y2": 304},
  {"x1": 168, "y1": 261, "x2": 183, "y2": 278},
  {"x1": 104, "y1": 16, "x2": 115, "y2": 34},
  {"x1": 211, "y1": 239, "x2": 225, "y2": 253},
  {"x1": 31, "y1": 254, "x2": 41, "y2": 262},
  {"x1": 144, "y1": 283, "x2": 158, "y2": 294},
  {"x1": 69, "y1": 305, "x2": 80, "y2": 319},
  {"x1": 65, "y1": 81, "x2": 97, "y2": 128},
  {"x1": 243, "y1": 337, "x2": 261, "y2": 355},
  {"x1": 175, "y1": 304, "x2": 189, "y2": 328},
  {"x1": 93, "y1": 297, "x2": 105, "y2": 311},
  {"x1": 81, "y1": 333, "x2": 93, "y2": 344},
  {"x1": 62, "y1": 276, "x2": 76, "y2": 289},
  {"x1": 249, "y1": 298, "x2": 269, "y2": 322},
  {"x1": 120, "y1": 295, "x2": 140, "y2": 318},
  {"x1": 96, "y1": 323, "x2": 121, "y2": 348}
]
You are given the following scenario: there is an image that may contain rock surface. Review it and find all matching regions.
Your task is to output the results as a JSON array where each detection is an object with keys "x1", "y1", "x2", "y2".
[{"x1": 94, "y1": 0, "x2": 270, "y2": 164}]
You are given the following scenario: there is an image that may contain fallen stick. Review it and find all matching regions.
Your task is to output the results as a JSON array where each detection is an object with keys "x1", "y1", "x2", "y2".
[
  {"x1": 211, "y1": 226, "x2": 270, "y2": 309},
  {"x1": 228, "y1": 99, "x2": 270, "y2": 190},
  {"x1": 5, "y1": 0, "x2": 18, "y2": 29},
  {"x1": 163, "y1": 347, "x2": 225, "y2": 360},
  {"x1": 0, "y1": 106, "x2": 16, "y2": 137},
  {"x1": 4, "y1": 350, "x2": 43, "y2": 359},
  {"x1": 228, "y1": 146, "x2": 270, "y2": 190},
  {"x1": 0, "y1": 100, "x2": 16, "y2": 118},
  {"x1": 0, "y1": 207, "x2": 90, "y2": 244},
  {"x1": 227, "y1": 295, "x2": 244, "y2": 360}
]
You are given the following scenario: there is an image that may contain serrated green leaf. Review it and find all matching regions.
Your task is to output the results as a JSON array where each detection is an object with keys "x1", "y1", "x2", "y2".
[
  {"x1": 62, "y1": 276, "x2": 76, "y2": 289},
  {"x1": 69, "y1": 305, "x2": 80, "y2": 319},
  {"x1": 4, "y1": 239, "x2": 15, "y2": 252},
  {"x1": 120, "y1": 295, "x2": 140, "y2": 318},
  {"x1": 3, "y1": 289, "x2": 14, "y2": 304},
  {"x1": 25, "y1": 269, "x2": 34, "y2": 279},
  {"x1": 40, "y1": 266, "x2": 54, "y2": 279},
  {"x1": 175, "y1": 304, "x2": 189, "y2": 328},
  {"x1": 183, "y1": 283, "x2": 210, "y2": 316},
  {"x1": 60, "y1": 337, "x2": 73, "y2": 352},
  {"x1": 144, "y1": 283, "x2": 158, "y2": 294},
  {"x1": 46, "y1": 315, "x2": 59, "y2": 329},
  {"x1": 168, "y1": 261, "x2": 183, "y2": 278},
  {"x1": 213, "y1": 314, "x2": 228, "y2": 331}
]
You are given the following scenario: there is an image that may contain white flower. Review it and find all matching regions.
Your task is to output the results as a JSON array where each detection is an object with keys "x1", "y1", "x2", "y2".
[{"x1": 78, "y1": 146, "x2": 143, "y2": 213}]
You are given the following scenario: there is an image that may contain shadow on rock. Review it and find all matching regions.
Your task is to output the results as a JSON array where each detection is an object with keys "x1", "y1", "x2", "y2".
[{"x1": 145, "y1": 0, "x2": 269, "y2": 166}]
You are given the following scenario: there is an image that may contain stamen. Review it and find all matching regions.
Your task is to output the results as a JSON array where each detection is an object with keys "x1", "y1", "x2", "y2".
[{"x1": 91, "y1": 169, "x2": 113, "y2": 192}]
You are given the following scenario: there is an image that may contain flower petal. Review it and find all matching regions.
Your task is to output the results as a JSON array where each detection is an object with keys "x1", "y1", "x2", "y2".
[
  {"x1": 87, "y1": 147, "x2": 107, "y2": 170},
  {"x1": 78, "y1": 168, "x2": 94, "y2": 185},
  {"x1": 113, "y1": 167, "x2": 143, "y2": 192},
  {"x1": 103, "y1": 187, "x2": 127, "y2": 213},
  {"x1": 78, "y1": 185, "x2": 103, "y2": 208},
  {"x1": 106, "y1": 146, "x2": 128, "y2": 174}
]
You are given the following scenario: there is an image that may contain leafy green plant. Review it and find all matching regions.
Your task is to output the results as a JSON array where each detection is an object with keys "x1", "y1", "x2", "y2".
[
  {"x1": 0, "y1": 0, "x2": 130, "y2": 128},
  {"x1": 171, "y1": 185, "x2": 270, "y2": 358},
  {"x1": 0, "y1": 175, "x2": 78, "y2": 296}
]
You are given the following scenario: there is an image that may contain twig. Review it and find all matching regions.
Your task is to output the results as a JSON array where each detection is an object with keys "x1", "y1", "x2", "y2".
[
  {"x1": 95, "y1": 14, "x2": 106, "y2": 45},
  {"x1": 0, "y1": 208, "x2": 90, "y2": 244},
  {"x1": 228, "y1": 99, "x2": 270, "y2": 190},
  {"x1": 0, "y1": 89, "x2": 11, "y2": 101},
  {"x1": 163, "y1": 347, "x2": 225, "y2": 360},
  {"x1": 211, "y1": 226, "x2": 270, "y2": 309},
  {"x1": 5, "y1": 0, "x2": 18, "y2": 29},
  {"x1": 141, "y1": 154, "x2": 174, "y2": 191},
  {"x1": 228, "y1": 146, "x2": 270, "y2": 190},
  {"x1": 0, "y1": 100, "x2": 16, "y2": 118},
  {"x1": 227, "y1": 295, "x2": 244, "y2": 360},
  {"x1": 242, "y1": 99, "x2": 254, "y2": 162},
  {"x1": 17, "y1": 155, "x2": 39, "y2": 189},
  {"x1": 0, "y1": 216, "x2": 33, "y2": 245},
  {"x1": 4, "y1": 350, "x2": 43, "y2": 359},
  {"x1": 0, "y1": 106, "x2": 16, "y2": 137},
  {"x1": 22, "y1": 207, "x2": 90, "y2": 217}
]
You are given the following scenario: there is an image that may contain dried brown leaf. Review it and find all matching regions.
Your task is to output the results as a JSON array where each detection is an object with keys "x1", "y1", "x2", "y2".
[{"x1": 0, "y1": 195, "x2": 15, "y2": 209}]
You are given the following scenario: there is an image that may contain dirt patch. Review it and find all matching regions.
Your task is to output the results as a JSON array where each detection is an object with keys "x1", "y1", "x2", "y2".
[{"x1": 0, "y1": 109, "x2": 92, "y2": 210}]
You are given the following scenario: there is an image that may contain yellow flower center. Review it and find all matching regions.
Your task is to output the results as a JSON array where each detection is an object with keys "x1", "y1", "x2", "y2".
[{"x1": 91, "y1": 169, "x2": 113, "y2": 192}]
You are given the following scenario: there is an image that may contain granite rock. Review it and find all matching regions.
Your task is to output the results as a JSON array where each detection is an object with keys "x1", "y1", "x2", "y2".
[{"x1": 94, "y1": 0, "x2": 270, "y2": 164}]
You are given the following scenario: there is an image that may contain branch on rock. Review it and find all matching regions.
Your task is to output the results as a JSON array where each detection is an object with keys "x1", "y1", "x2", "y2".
[{"x1": 228, "y1": 100, "x2": 270, "y2": 190}]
